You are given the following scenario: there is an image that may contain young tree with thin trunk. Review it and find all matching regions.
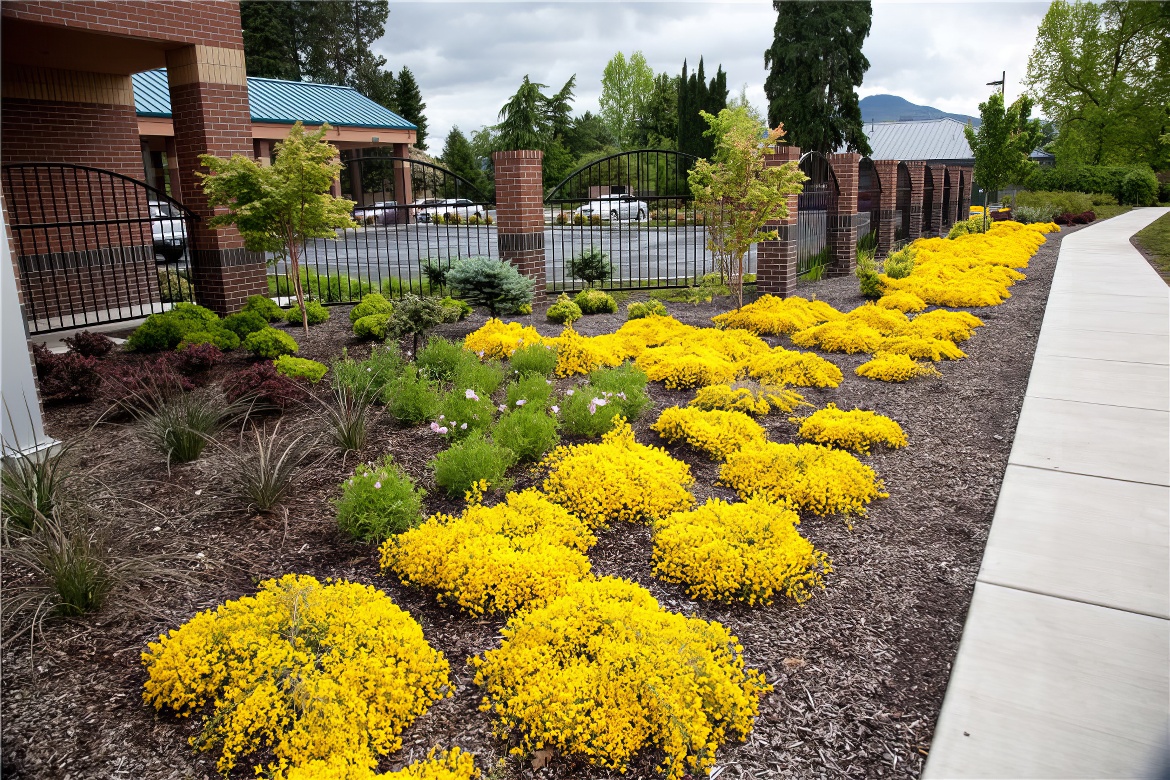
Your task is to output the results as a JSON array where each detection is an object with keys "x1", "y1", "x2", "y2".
[
  {"x1": 198, "y1": 122, "x2": 356, "y2": 335},
  {"x1": 688, "y1": 107, "x2": 806, "y2": 309},
  {"x1": 964, "y1": 92, "x2": 1044, "y2": 229},
  {"x1": 599, "y1": 51, "x2": 655, "y2": 149}
]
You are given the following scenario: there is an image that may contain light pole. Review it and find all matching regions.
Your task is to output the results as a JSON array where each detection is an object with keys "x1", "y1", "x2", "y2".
[{"x1": 981, "y1": 71, "x2": 1006, "y2": 229}]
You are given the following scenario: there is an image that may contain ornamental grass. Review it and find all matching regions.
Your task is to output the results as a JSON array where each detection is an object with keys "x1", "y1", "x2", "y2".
[
  {"x1": 794, "y1": 403, "x2": 908, "y2": 454},
  {"x1": 542, "y1": 418, "x2": 695, "y2": 528},
  {"x1": 711, "y1": 294, "x2": 842, "y2": 334},
  {"x1": 720, "y1": 442, "x2": 887, "y2": 519},
  {"x1": 651, "y1": 406, "x2": 766, "y2": 461},
  {"x1": 652, "y1": 498, "x2": 831, "y2": 605},
  {"x1": 688, "y1": 382, "x2": 806, "y2": 416},
  {"x1": 855, "y1": 353, "x2": 943, "y2": 382},
  {"x1": 141, "y1": 574, "x2": 450, "y2": 777},
  {"x1": 381, "y1": 489, "x2": 594, "y2": 616},
  {"x1": 745, "y1": 347, "x2": 844, "y2": 388},
  {"x1": 472, "y1": 576, "x2": 771, "y2": 780}
]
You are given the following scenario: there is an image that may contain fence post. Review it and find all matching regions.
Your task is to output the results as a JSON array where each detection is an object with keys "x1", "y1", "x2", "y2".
[
  {"x1": 755, "y1": 145, "x2": 801, "y2": 298},
  {"x1": 873, "y1": 160, "x2": 899, "y2": 258},
  {"x1": 906, "y1": 161, "x2": 926, "y2": 241},
  {"x1": 928, "y1": 164, "x2": 948, "y2": 236},
  {"x1": 492, "y1": 150, "x2": 546, "y2": 303},
  {"x1": 826, "y1": 152, "x2": 860, "y2": 277},
  {"x1": 944, "y1": 166, "x2": 960, "y2": 228},
  {"x1": 958, "y1": 166, "x2": 974, "y2": 219}
]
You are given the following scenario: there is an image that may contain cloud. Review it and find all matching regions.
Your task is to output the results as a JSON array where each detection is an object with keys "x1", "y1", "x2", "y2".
[{"x1": 374, "y1": 1, "x2": 1049, "y2": 149}]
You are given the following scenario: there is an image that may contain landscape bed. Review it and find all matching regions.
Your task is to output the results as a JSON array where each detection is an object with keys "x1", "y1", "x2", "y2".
[{"x1": 2, "y1": 223, "x2": 1080, "y2": 780}]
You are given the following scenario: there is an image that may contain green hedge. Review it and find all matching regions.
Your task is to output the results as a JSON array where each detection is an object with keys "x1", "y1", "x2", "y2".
[{"x1": 1025, "y1": 164, "x2": 1158, "y2": 206}]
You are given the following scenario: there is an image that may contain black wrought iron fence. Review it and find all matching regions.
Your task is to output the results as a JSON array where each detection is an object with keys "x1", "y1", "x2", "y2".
[
  {"x1": 922, "y1": 167, "x2": 936, "y2": 236},
  {"x1": 895, "y1": 162, "x2": 912, "y2": 242},
  {"x1": 2, "y1": 163, "x2": 198, "y2": 335},
  {"x1": 269, "y1": 153, "x2": 496, "y2": 303},
  {"x1": 797, "y1": 152, "x2": 837, "y2": 277}
]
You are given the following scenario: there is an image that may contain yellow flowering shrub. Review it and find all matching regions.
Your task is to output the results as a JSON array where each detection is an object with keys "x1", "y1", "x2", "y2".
[
  {"x1": 652, "y1": 498, "x2": 830, "y2": 605},
  {"x1": 380, "y1": 490, "x2": 596, "y2": 615},
  {"x1": 855, "y1": 353, "x2": 942, "y2": 382},
  {"x1": 876, "y1": 291, "x2": 927, "y2": 313},
  {"x1": 141, "y1": 575, "x2": 450, "y2": 777},
  {"x1": 651, "y1": 406, "x2": 767, "y2": 461},
  {"x1": 463, "y1": 319, "x2": 546, "y2": 360},
  {"x1": 551, "y1": 325, "x2": 608, "y2": 376},
  {"x1": 472, "y1": 577, "x2": 771, "y2": 780},
  {"x1": 636, "y1": 343, "x2": 741, "y2": 388},
  {"x1": 746, "y1": 346, "x2": 843, "y2": 388},
  {"x1": 794, "y1": 403, "x2": 908, "y2": 454},
  {"x1": 284, "y1": 748, "x2": 478, "y2": 780},
  {"x1": 879, "y1": 335, "x2": 967, "y2": 361},
  {"x1": 542, "y1": 418, "x2": 695, "y2": 527},
  {"x1": 844, "y1": 303, "x2": 911, "y2": 336},
  {"x1": 688, "y1": 383, "x2": 806, "y2": 416},
  {"x1": 905, "y1": 308, "x2": 984, "y2": 343},
  {"x1": 712, "y1": 294, "x2": 841, "y2": 334},
  {"x1": 790, "y1": 319, "x2": 886, "y2": 354},
  {"x1": 720, "y1": 442, "x2": 887, "y2": 519}
]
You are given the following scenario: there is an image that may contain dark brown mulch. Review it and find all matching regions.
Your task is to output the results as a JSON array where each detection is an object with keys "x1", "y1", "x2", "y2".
[{"x1": 1, "y1": 226, "x2": 1083, "y2": 780}]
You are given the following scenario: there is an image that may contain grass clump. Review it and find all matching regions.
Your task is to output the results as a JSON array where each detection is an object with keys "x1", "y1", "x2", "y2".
[
  {"x1": 385, "y1": 366, "x2": 443, "y2": 425},
  {"x1": 493, "y1": 408, "x2": 560, "y2": 463},
  {"x1": 416, "y1": 337, "x2": 468, "y2": 382},
  {"x1": 504, "y1": 373, "x2": 554, "y2": 411},
  {"x1": 243, "y1": 327, "x2": 298, "y2": 359},
  {"x1": 560, "y1": 363, "x2": 652, "y2": 438},
  {"x1": 227, "y1": 424, "x2": 314, "y2": 511},
  {"x1": 1, "y1": 446, "x2": 75, "y2": 533},
  {"x1": 436, "y1": 387, "x2": 496, "y2": 441},
  {"x1": 430, "y1": 433, "x2": 516, "y2": 497},
  {"x1": 335, "y1": 456, "x2": 425, "y2": 542},
  {"x1": 509, "y1": 343, "x2": 558, "y2": 377},
  {"x1": 138, "y1": 392, "x2": 239, "y2": 465}
]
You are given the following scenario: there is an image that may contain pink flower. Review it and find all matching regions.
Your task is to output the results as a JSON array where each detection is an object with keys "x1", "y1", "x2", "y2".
[
  {"x1": 515, "y1": 399, "x2": 526, "y2": 406},
  {"x1": 588, "y1": 403, "x2": 597, "y2": 415},
  {"x1": 430, "y1": 422, "x2": 440, "y2": 432},
  {"x1": 374, "y1": 481, "x2": 382, "y2": 489},
  {"x1": 460, "y1": 423, "x2": 468, "y2": 430},
  {"x1": 545, "y1": 379, "x2": 553, "y2": 385},
  {"x1": 465, "y1": 388, "x2": 479, "y2": 401},
  {"x1": 437, "y1": 426, "x2": 448, "y2": 434},
  {"x1": 566, "y1": 389, "x2": 575, "y2": 396},
  {"x1": 592, "y1": 397, "x2": 607, "y2": 407},
  {"x1": 499, "y1": 404, "x2": 507, "y2": 412}
]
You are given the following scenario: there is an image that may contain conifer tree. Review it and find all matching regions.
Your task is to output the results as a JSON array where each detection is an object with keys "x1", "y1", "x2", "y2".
[
  {"x1": 394, "y1": 67, "x2": 429, "y2": 150},
  {"x1": 441, "y1": 127, "x2": 489, "y2": 196}
]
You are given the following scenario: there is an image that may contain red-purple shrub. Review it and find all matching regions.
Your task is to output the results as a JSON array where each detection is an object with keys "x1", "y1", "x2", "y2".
[
  {"x1": 1056, "y1": 210, "x2": 1096, "y2": 226},
  {"x1": 171, "y1": 343, "x2": 222, "y2": 378},
  {"x1": 31, "y1": 344, "x2": 102, "y2": 404},
  {"x1": 62, "y1": 330, "x2": 115, "y2": 358},
  {"x1": 98, "y1": 357, "x2": 194, "y2": 411},
  {"x1": 222, "y1": 362, "x2": 307, "y2": 412}
]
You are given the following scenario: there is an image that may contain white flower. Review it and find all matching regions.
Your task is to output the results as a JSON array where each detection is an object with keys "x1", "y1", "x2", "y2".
[
  {"x1": 592, "y1": 397, "x2": 607, "y2": 407},
  {"x1": 374, "y1": 481, "x2": 382, "y2": 489},
  {"x1": 151, "y1": 526, "x2": 161, "y2": 532},
  {"x1": 438, "y1": 426, "x2": 448, "y2": 434},
  {"x1": 499, "y1": 404, "x2": 507, "y2": 412},
  {"x1": 545, "y1": 379, "x2": 553, "y2": 385},
  {"x1": 440, "y1": 415, "x2": 445, "y2": 420},
  {"x1": 465, "y1": 388, "x2": 479, "y2": 400},
  {"x1": 550, "y1": 405, "x2": 560, "y2": 414},
  {"x1": 194, "y1": 489, "x2": 203, "y2": 496},
  {"x1": 515, "y1": 399, "x2": 526, "y2": 406},
  {"x1": 566, "y1": 389, "x2": 575, "y2": 396},
  {"x1": 460, "y1": 423, "x2": 468, "y2": 430}
]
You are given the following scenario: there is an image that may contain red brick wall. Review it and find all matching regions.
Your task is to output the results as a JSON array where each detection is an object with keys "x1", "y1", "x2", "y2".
[
  {"x1": 943, "y1": 168, "x2": 959, "y2": 228},
  {"x1": 905, "y1": 162, "x2": 926, "y2": 241},
  {"x1": 0, "y1": 99, "x2": 141, "y2": 177},
  {"x1": 492, "y1": 150, "x2": 546, "y2": 298},
  {"x1": 873, "y1": 160, "x2": 899, "y2": 258},
  {"x1": 827, "y1": 152, "x2": 860, "y2": 277},
  {"x1": 928, "y1": 164, "x2": 947, "y2": 236},
  {"x1": 2, "y1": 1, "x2": 246, "y2": 47},
  {"x1": 756, "y1": 146, "x2": 801, "y2": 298},
  {"x1": 18, "y1": 247, "x2": 160, "y2": 325}
]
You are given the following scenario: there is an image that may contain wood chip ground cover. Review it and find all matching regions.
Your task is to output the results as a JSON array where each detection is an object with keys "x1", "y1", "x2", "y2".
[{"x1": 1, "y1": 226, "x2": 1080, "y2": 779}]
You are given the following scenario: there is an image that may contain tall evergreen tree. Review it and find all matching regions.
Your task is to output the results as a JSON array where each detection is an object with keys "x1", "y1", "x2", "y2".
[
  {"x1": 240, "y1": 0, "x2": 305, "y2": 80},
  {"x1": 633, "y1": 73, "x2": 680, "y2": 149},
  {"x1": 678, "y1": 58, "x2": 729, "y2": 159},
  {"x1": 394, "y1": 67, "x2": 429, "y2": 150},
  {"x1": 764, "y1": 0, "x2": 872, "y2": 155},
  {"x1": 441, "y1": 126, "x2": 488, "y2": 196}
]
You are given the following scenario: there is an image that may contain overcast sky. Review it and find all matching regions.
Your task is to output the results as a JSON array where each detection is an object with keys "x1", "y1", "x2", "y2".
[{"x1": 374, "y1": 1, "x2": 1050, "y2": 149}]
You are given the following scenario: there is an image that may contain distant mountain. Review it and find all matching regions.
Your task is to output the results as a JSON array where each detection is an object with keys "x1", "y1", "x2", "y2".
[{"x1": 860, "y1": 94, "x2": 980, "y2": 126}]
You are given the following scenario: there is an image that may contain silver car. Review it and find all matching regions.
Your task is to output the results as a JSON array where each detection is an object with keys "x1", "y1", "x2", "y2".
[
  {"x1": 149, "y1": 200, "x2": 186, "y2": 263},
  {"x1": 353, "y1": 201, "x2": 399, "y2": 225},
  {"x1": 418, "y1": 197, "x2": 485, "y2": 223},
  {"x1": 574, "y1": 194, "x2": 648, "y2": 222}
]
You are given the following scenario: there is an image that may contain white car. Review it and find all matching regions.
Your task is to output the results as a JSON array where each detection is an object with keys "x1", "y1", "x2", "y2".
[
  {"x1": 417, "y1": 197, "x2": 485, "y2": 223},
  {"x1": 574, "y1": 194, "x2": 648, "y2": 222},
  {"x1": 149, "y1": 200, "x2": 186, "y2": 263}
]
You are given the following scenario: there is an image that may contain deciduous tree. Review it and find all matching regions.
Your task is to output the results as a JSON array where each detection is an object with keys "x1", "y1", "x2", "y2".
[
  {"x1": 599, "y1": 51, "x2": 655, "y2": 149},
  {"x1": 964, "y1": 92, "x2": 1044, "y2": 228}
]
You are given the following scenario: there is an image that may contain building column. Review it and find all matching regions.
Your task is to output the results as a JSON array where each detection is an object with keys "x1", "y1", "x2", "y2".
[
  {"x1": 957, "y1": 166, "x2": 974, "y2": 220},
  {"x1": 944, "y1": 166, "x2": 961, "y2": 228},
  {"x1": 826, "y1": 152, "x2": 859, "y2": 277},
  {"x1": 492, "y1": 149, "x2": 546, "y2": 301},
  {"x1": 165, "y1": 43, "x2": 267, "y2": 315},
  {"x1": 393, "y1": 143, "x2": 413, "y2": 225},
  {"x1": 756, "y1": 145, "x2": 801, "y2": 298},
  {"x1": 873, "y1": 160, "x2": 899, "y2": 258},
  {"x1": 928, "y1": 164, "x2": 947, "y2": 236},
  {"x1": 906, "y1": 161, "x2": 926, "y2": 241}
]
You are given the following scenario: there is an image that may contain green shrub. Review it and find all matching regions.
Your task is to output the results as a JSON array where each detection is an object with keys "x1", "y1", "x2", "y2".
[
  {"x1": 1014, "y1": 204, "x2": 1059, "y2": 224},
  {"x1": 569, "y1": 246, "x2": 612, "y2": 288},
  {"x1": 353, "y1": 313, "x2": 392, "y2": 340},
  {"x1": 385, "y1": 366, "x2": 443, "y2": 425},
  {"x1": 332, "y1": 344, "x2": 404, "y2": 397},
  {"x1": 243, "y1": 295, "x2": 285, "y2": 322},
  {"x1": 560, "y1": 363, "x2": 652, "y2": 438},
  {"x1": 509, "y1": 343, "x2": 558, "y2": 376},
  {"x1": 590, "y1": 362, "x2": 651, "y2": 417},
  {"x1": 504, "y1": 372, "x2": 554, "y2": 410},
  {"x1": 445, "y1": 256, "x2": 535, "y2": 316},
  {"x1": 627, "y1": 300, "x2": 668, "y2": 320},
  {"x1": 1089, "y1": 192, "x2": 1119, "y2": 207},
  {"x1": 430, "y1": 432, "x2": 516, "y2": 497},
  {"x1": 285, "y1": 299, "x2": 330, "y2": 326},
  {"x1": 417, "y1": 336, "x2": 467, "y2": 381},
  {"x1": 348, "y1": 292, "x2": 394, "y2": 323},
  {"x1": 454, "y1": 358, "x2": 505, "y2": 397},
  {"x1": 178, "y1": 328, "x2": 240, "y2": 352},
  {"x1": 492, "y1": 407, "x2": 559, "y2": 463},
  {"x1": 380, "y1": 276, "x2": 432, "y2": 297},
  {"x1": 946, "y1": 218, "x2": 988, "y2": 239},
  {"x1": 422, "y1": 259, "x2": 447, "y2": 293},
  {"x1": 437, "y1": 387, "x2": 496, "y2": 440},
  {"x1": 273, "y1": 355, "x2": 328, "y2": 383},
  {"x1": 883, "y1": 246, "x2": 915, "y2": 279},
  {"x1": 1026, "y1": 164, "x2": 1159, "y2": 206},
  {"x1": 128, "y1": 303, "x2": 225, "y2": 352},
  {"x1": 244, "y1": 327, "x2": 298, "y2": 359},
  {"x1": 547, "y1": 293, "x2": 583, "y2": 325},
  {"x1": 856, "y1": 249, "x2": 882, "y2": 300},
  {"x1": 269, "y1": 269, "x2": 372, "y2": 302},
  {"x1": 574, "y1": 289, "x2": 618, "y2": 314},
  {"x1": 222, "y1": 310, "x2": 269, "y2": 340},
  {"x1": 386, "y1": 294, "x2": 447, "y2": 354},
  {"x1": 1015, "y1": 190, "x2": 1094, "y2": 215},
  {"x1": 335, "y1": 456, "x2": 424, "y2": 542},
  {"x1": 439, "y1": 296, "x2": 472, "y2": 321},
  {"x1": 158, "y1": 269, "x2": 192, "y2": 303}
]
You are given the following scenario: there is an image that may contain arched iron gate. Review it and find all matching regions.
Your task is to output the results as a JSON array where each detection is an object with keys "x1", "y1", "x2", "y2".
[
  {"x1": 857, "y1": 157, "x2": 881, "y2": 249},
  {"x1": 922, "y1": 167, "x2": 936, "y2": 236},
  {"x1": 894, "y1": 162, "x2": 912, "y2": 242},
  {"x1": 544, "y1": 149, "x2": 719, "y2": 292},
  {"x1": 2, "y1": 163, "x2": 198, "y2": 335},
  {"x1": 942, "y1": 170, "x2": 953, "y2": 229},
  {"x1": 279, "y1": 152, "x2": 496, "y2": 303},
  {"x1": 797, "y1": 152, "x2": 838, "y2": 276}
]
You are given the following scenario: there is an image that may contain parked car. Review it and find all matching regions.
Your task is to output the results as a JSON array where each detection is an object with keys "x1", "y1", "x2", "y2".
[
  {"x1": 416, "y1": 197, "x2": 485, "y2": 223},
  {"x1": 574, "y1": 194, "x2": 648, "y2": 222},
  {"x1": 149, "y1": 200, "x2": 186, "y2": 263},
  {"x1": 353, "y1": 201, "x2": 399, "y2": 225}
]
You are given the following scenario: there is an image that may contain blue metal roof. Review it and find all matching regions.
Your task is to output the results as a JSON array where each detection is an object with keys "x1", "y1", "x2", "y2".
[{"x1": 132, "y1": 69, "x2": 416, "y2": 131}]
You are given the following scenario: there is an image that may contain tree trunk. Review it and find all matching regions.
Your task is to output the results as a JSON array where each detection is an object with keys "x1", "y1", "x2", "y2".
[{"x1": 288, "y1": 236, "x2": 310, "y2": 337}]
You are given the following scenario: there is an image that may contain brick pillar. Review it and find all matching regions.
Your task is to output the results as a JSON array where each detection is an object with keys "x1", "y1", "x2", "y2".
[
  {"x1": 944, "y1": 166, "x2": 961, "y2": 228},
  {"x1": 928, "y1": 164, "x2": 947, "y2": 236},
  {"x1": 756, "y1": 145, "x2": 801, "y2": 298},
  {"x1": 957, "y1": 166, "x2": 974, "y2": 220},
  {"x1": 905, "y1": 161, "x2": 926, "y2": 241},
  {"x1": 873, "y1": 160, "x2": 899, "y2": 258},
  {"x1": 826, "y1": 152, "x2": 859, "y2": 277},
  {"x1": 492, "y1": 150, "x2": 546, "y2": 301},
  {"x1": 166, "y1": 42, "x2": 267, "y2": 315}
]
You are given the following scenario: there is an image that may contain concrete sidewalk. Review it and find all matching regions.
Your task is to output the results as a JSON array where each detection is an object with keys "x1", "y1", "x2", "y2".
[{"x1": 924, "y1": 209, "x2": 1170, "y2": 779}]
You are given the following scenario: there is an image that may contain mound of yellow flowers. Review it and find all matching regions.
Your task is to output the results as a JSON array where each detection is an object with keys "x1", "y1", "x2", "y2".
[
  {"x1": 284, "y1": 748, "x2": 478, "y2": 780},
  {"x1": 712, "y1": 294, "x2": 842, "y2": 334},
  {"x1": 472, "y1": 577, "x2": 770, "y2": 780},
  {"x1": 141, "y1": 575, "x2": 450, "y2": 777},
  {"x1": 794, "y1": 403, "x2": 908, "y2": 454},
  {"x1": 651, "y1": 405, "x2": 766, "y2": 461},
  {"x1": 855, "y1": 353, "x2": 943, "y2": 382},
  {"x1": 689, "y1": 382, "x2": 806, "y2": 416}
]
